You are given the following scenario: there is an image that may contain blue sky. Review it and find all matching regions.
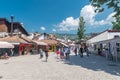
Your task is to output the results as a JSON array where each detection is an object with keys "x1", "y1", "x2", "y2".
[{"x1": 0, "y1": 0, "x2": 115, "y2": 34}]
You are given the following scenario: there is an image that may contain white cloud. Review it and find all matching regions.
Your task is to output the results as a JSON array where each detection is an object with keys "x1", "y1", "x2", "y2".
[
  {"x1": 55, "y1": 17, "x2": 79, "y2": 31},
  {"x1": 40, "y1": 26, "x2": 46, "y2": 31},
  {"x1": 80, "y1": 5, "x2": 96, "y2": 26},
  {"x1": 80, "y1": 5, "x2": 116, "y2": 27},
  {"x1": 52, "y1": 29, "x2": 56, "y2": 32},
  {"x1": 55, "y1": 5, "x2": 115, "y2": 32}
]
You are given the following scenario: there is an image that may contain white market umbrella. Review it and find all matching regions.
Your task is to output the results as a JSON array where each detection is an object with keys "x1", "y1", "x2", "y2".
[{"x1": 0, "y1": 41, "x2": 14, "y2": 48}]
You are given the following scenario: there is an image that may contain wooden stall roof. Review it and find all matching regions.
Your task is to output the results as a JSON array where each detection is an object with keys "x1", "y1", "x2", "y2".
[
  {"x1": 0, "y1": 35, "x2": 28, "y2": 43},
  {"x1": 0, "y1": 24, "x2": 8, "y2": 32},
  {"x1": 33, "y1": 40, "x2": 47, "y2": 46},
  {"x1": 21, "y1": 36, "x2": 33, "y2": 43},
  {"x1": 41, "y1": 39, "x2": 58, "y2": 45}
]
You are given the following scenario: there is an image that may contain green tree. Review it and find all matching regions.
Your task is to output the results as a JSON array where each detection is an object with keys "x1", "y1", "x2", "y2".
[
  {"x1": 112, "y1": 15, "x2": 120, "y2": 30},
  {"x1": 90, "y1": 0, "x2": 120, "y2": 30},
  {"x1": 90, "y1": 0, "x2": 120, "y2": 16},
  {"x1": 77, "y1": 17, "x2": 85, "y2": 40}
]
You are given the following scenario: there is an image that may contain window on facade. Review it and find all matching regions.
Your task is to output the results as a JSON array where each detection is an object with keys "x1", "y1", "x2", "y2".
[
  {"x1": 114, "y1": 35, "x2": 119, "y2": 38},
  {"x1": 116, "y1": 43, "x2": 120, "y2": 52},
  {"x1": 14, "y1": 29, "x2": 18, "y2": 33}
]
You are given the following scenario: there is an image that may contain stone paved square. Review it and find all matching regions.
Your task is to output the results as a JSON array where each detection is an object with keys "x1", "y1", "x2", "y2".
[{"x1": 0, "y1": 53, "x2": 120, "y2": 80}]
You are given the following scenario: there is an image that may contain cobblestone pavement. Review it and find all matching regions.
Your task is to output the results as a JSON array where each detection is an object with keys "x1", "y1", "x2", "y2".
[{"x1": 0, "y1": 52, "x2": 120, "y2": 80}]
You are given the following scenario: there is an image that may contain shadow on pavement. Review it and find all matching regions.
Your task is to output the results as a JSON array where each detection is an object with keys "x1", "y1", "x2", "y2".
[
  {"x1": 63, "y1": 54, "x2": 120, "y2": 76},
  {"x1": 0, "y1": 76, "x2": 3, "y2": 79}
]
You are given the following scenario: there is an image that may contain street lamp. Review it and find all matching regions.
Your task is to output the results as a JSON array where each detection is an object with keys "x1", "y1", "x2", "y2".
[{"x1": 11, "y1": 15, "x2": 14, "y2": 36}]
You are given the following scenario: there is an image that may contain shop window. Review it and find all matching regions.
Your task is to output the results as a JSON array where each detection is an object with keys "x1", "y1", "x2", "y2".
[
  {"x1": 49, "y1": 45, "x2": 52, "y2": 50},
  {"x1": 116, "y1": 43, "x2": 120, "y2": 52},
  {"x1": 114, "y1": 35, "x2": 119, "y2": 38}
]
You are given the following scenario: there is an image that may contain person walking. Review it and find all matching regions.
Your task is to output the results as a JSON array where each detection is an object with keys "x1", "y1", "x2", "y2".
[
  {"x1": 79, "y1": 46, "x2": 83, "y2": 57},
  {"x1": 56, "y1": 48, "x2": 60, "y2": 59},
  {"x1": 64, "y1": 46, "x2": 70, "y2": 60},
  {"x1": 74, "y1": 47, "x2": 77, "y2": 56},
  {"x1": 44, "y1": 45, "x2": 49, "y2": 62},
  {"x1": 44, "y1": 50, "x2": 48, "y2": 62},
  {"x1": 86, "y1": 46, "x2": 89, "y2": 56},
  {"x1": 39, "y1": 47, "x2": 43, "y2": 59},
  {"x1": 10, "y1": 48, "x2": 14, "y2": 57},
  {"x1": 60, "y1": 47, "x2": 64, "y2": 60}
]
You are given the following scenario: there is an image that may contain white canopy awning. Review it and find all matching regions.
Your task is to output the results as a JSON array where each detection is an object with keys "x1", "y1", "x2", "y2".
[
  {"x1": 11, "y1": 43, "x2": 20, "y2": 45},
  {"x1": 0, "y1": 41, "x2": 14, "y2": 48}
]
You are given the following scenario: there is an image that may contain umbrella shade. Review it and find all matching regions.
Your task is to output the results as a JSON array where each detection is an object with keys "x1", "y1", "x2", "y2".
[{"x1": 0, "y1": 42, "x2": 14, "y2": 48}]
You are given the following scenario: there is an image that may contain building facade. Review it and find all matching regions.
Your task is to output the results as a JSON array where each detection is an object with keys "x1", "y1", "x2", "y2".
[
  {"x1": 87, "y1": 30, "x2": 120, "y2": 44},
  {"x1": 0, "y1": 18, "x2": 29, "y2": 37}
]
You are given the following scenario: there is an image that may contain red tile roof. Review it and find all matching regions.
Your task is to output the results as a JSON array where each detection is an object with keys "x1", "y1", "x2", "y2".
[{"x1": 108, "y1": 30, "x2": 120, "y2": 32}]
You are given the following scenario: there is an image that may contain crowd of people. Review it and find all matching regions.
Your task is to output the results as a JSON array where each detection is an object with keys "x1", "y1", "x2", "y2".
[
  {"x1": 0, "y1": 44, "x2": 91, "y2": 61},
  {"x1": 38, "y1": 44, "x2": 91, "y2": 62}
]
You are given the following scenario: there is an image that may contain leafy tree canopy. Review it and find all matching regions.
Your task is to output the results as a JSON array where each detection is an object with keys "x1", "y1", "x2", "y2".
[
  {"x1": 90, "y1": 0, "x2": 120, "y2": 30},
  {"x1": 77, "y1": 17, "x2": 85, "y2": 40},
  {"x1": 90, "y1": 0, "x2": 120, "y2": 17}
]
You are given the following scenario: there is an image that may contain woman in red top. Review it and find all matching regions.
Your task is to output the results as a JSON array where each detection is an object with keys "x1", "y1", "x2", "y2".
[{"x1": 56, "y1": 48, "x2": 60, "y2": 59}]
